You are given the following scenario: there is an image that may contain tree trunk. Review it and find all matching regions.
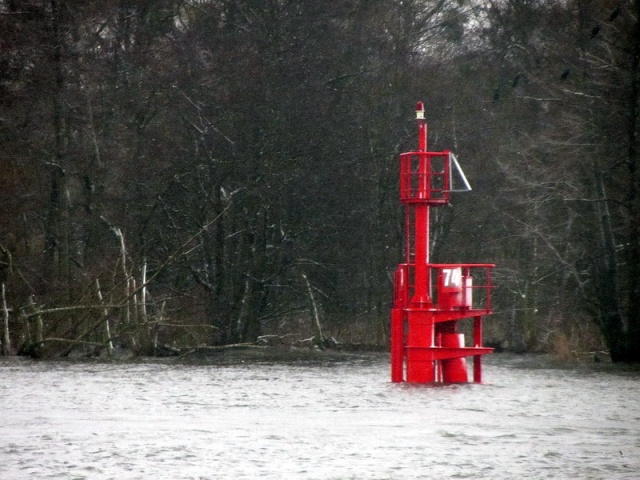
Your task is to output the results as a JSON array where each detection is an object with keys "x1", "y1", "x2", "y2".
[
  {"x1": 43, "y1": 0, "x2": 67, "y2": 292},
  {"x1": 591, "y1": 155, "x2": 625, "y2": 360},
  {"x1": 621, "y1": 0, "x2": 640, "y2": 361},
  {"x1": 2, "y1": 284, "x2": 11, "y2": 356}
]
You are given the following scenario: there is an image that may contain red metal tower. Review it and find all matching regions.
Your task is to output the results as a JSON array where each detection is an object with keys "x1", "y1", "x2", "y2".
[{"x1": 390, "y1": 102, "x2": 494, "y2": 383}]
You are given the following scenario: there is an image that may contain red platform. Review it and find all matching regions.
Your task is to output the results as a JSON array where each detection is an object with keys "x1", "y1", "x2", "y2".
[{"x1": 390, "y1": 102, "x2": 494, "y2": 383}]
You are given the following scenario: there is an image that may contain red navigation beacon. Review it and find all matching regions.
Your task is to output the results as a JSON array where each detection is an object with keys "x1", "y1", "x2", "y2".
[{"x1": 390, "y1": 102, "x2": 495, "y2": 383}]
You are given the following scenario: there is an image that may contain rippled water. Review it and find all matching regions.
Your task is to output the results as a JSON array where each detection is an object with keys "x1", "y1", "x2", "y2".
[{"x1": 1, "y1": 352, "x2": 639, "y2": 479}]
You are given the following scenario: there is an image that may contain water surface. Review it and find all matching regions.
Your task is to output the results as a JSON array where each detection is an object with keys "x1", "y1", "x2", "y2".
[{"x1": 1, "y1": 353, "x2": 639, "y2": 479}]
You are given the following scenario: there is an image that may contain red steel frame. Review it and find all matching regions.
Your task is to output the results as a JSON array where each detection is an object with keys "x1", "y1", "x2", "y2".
[{"x1": 390, "y1": 102, "x2": 494, "y2": 383}]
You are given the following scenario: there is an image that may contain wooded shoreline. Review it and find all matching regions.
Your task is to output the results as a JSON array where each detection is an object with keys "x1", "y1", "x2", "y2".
[{"x1": 2, "y1": 1, "x2": 639, "y2": 362}]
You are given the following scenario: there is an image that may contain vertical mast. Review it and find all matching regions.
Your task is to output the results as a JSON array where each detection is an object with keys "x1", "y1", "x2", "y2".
[{"x1": 412, "y1": 102, "x2": 431, "y2": 306}]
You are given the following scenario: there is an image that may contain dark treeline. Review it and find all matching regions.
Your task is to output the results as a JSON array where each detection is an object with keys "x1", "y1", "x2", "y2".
[{"x1": 1, "y1": 0, "x2": 638, "y2": 361}]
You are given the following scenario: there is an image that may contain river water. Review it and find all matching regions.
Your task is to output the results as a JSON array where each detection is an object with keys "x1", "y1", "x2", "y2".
[{"x1": 1, "y1": 352, "x2": 639, "y2": 479}]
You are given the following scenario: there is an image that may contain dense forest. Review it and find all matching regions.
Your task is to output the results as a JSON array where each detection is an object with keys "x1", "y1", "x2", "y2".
[{"x1": 1, "y1": 0, "x2": 639, "y2": 361}]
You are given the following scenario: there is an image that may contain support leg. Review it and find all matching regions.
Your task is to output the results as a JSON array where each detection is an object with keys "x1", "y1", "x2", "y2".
[
  {"x1": 473, "y1": 316, "x2": 483, "y2": 383},
  {"x1": 391, "y1": 308, "x2": 405, "y2": 382},
  {"x1": 473, "y1": 355, "x2": 482, "y2": 383}
]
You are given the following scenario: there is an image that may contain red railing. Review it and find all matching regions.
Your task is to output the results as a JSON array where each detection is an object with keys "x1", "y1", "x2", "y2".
[
  {"x1": 399, "y1": 151, "x2": 451, "y2": 205},
  {"x1": 394, "y1": 263, "x2": 494, "y2": 312}
]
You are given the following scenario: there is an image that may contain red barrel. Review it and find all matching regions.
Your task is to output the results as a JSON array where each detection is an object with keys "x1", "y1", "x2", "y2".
[{"x1": 440, "y1": 333, "x2": 468, "y2": 383}]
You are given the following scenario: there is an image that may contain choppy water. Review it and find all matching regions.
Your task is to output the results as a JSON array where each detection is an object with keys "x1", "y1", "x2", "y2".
[{"x1": 1, "y1": 352, "x2": 639, "y2": 479}]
